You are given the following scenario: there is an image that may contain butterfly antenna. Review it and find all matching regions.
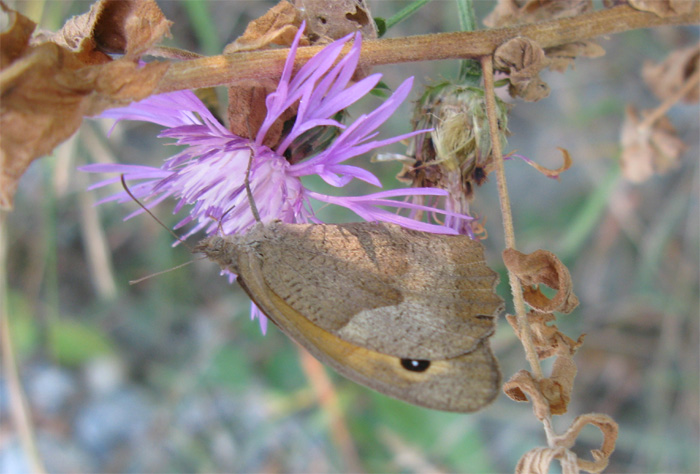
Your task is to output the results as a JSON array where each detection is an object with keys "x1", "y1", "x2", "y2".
[
  {"x1": 120, "y1": 174, "x2": 194, "y2": 252},
  {"x1": 128, "y1": 258, "x2": 206, "y2": 285}
]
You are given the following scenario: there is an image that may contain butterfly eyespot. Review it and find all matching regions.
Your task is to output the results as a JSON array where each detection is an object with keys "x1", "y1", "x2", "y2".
[{"x1": 400, "y1": 358, "x2": 431, "y2": 372}]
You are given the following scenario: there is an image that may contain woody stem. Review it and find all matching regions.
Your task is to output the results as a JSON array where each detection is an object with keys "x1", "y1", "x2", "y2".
[
  {"x1": 154, "y1": 5, "x2": 699, "y2": 94},
  {"x1": 481, "y1": 55, "x2": 544, "y2": 380}
]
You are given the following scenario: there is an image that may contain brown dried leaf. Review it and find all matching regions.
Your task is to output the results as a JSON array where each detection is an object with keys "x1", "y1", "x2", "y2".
[
  {"x1": 227, "y1": 79, "x2": 298, "y2": 143},
  {"x1": 503, "y1": 370, "x2": 552, "y2": 420},
  {"x1": 546, "y1": 41, "x2": 606, "y2": 73},
  {"x1": 512, "y1": 393, "x2": 618, "y2": 472},
  {"x1": 295, "y1": 0, "x2": 377, "y2": 44},
  {"x1": 224, "y1": 1, "x2": 304, "y2": 54},
  {"x1": 551, "y1": 413, "x2": 619, "y2": 473},
  {"x1": 628, "y1": 0, "x2": 694, "y2": 17},
  {"x1": 642, "y1": 44, "x2": 699, "y2": 103},
  {"x1": 524, "y1": 147, "x2": 574, "y2": 179},
  {"x1": 0, "y1": 2, "x2": 35, "y2": 68},
  {"x1": 494, "y1": 37, "x2": 551, "y2": 102},
  {"x1": 516, "y1": 447, "x2": 579, "y2": 474},
  {"x1": 620, "y1": 105, "x2": 687, "y2": 183},
  {"x1": 506, "y1": 311, "x2": 585, "y2": 359},
  {"x1": 485, "y1": 1, "x2": 604, "y2": 74},
  {"x1": 34, "y1": 0, "x2": 171, "y2": 62},
  {"x1": 541, "y1": 341, "x2": 579, "y2": 414},
  {"x1": 484, "y1": 0, "x2": 593, "y2": 28},
  {"x1": 503, "y1": 333, "x2": 580, "y2": 415},
  {"x1": 0, "y1": 0, "x2": 171, "y2": 210},
  {"x1": 503, "y1": 248, "x2": 580, "y2": 313}
]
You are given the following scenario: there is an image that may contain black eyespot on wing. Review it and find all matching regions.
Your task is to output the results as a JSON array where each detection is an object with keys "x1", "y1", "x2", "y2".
[{"x1": 400, "y1": 359, "x2": 431, "y2": 372}]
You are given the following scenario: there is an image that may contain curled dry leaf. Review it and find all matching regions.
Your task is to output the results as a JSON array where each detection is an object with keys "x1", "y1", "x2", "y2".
[
  {"x1": 516, "y1": 446, "x2": 579, "y2": 474},
  {"x1": 642, "y1": 44, "x2": 699, "y2": 104},
  {"x1": 295, "y1": 0, "x2": 377, "y2": 44},
  {"x1": 502, "y1": 248, "x2": 580, "y2": 313},
  {"x1": 0, "y1": 0, "x2": 171, "y2": 210},
  {"x1": 522, "y1": 147, "x2": 573, "y2": 180},
  {"x1": 506, "y1": 311, "x2": 584, "y2": 360},
  {"x1": 223, "y1": 1, "x2": 304, "y2": 54},
  {"x1": 35, "y1": 0, "x2": 172, "y2": 62},
  {"x1": 546, "y1": 41, "x2": 606, "y2": 73},
  {"x1": 628, "y1": 0, "x2": 694, "y2": 17},
  {"x1": 494, "y1": 37, "x2": 551, "y2": 102},
  {"x1": 484, "y1": 0, "x2": 594, "y2": 28},
  {"x1": 503, "y1": 334, "x2": 579, "y2": 415},
  {"x1": 551, "y1": 413, "x2": 619, "y2": 473},
  {"x1": 485, "y1": 0, "x2": 603, "y2": 73},
  {"x1": 620, "y1": 105, "x2": 687, "y2": 183},
  {"x1": 503, "y1": 370, "x2": 552, "y2": 420}
]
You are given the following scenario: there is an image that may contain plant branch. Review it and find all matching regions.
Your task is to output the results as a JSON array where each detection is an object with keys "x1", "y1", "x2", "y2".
[
  {"x1": 481, "y1": 55, "x2": 543, "y2": 380},
  {"x1": 154, "y1": 4, "x2": 699, "y2": 94}
]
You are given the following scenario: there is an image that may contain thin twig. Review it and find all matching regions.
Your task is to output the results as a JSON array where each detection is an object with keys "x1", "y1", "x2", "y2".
[
  {"x1": 480, "y1": 55, "x2": 543, "y2": 381},
  {"x1": 639, "y1": 68, "x2": 700, "y2": 129},
  {"x1": 297, "y1": 348, "x2": 363, "y2": 473},
  {"x1": 0, "y1": 212, "x2": 47, "y2": 474}
]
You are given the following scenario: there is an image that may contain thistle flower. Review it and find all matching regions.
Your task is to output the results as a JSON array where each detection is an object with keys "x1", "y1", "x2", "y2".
[{"x1": 81, "y1": 25, "x2": 473, "y2": 331}]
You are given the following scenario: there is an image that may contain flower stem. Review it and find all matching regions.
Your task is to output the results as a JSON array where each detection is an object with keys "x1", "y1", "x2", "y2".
[{"x1": 481, "y1": 55, "x2": 543, "y2": 380}]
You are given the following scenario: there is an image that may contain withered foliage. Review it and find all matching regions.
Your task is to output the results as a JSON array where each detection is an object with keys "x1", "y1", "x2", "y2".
[
  {"x1": 0, "y1": 0, "x2": 171, "y2": 210},
  {"x1": 515, "y1": 413, "x2": 619, "y2": 474},
  {"x1": 503, "y1": 248, "x2": 580, "y2": 314},
  {"x1": 494, "y1": 37, "x2": 551, "y2": 102},
  {"x1": 642, "y1": 44, "x2": 699, "y2": 104},
  {"x1": 627, "y1": 0, "x2": 695, "y2": 17},
  {"x1": 294, "y1": 0, "x2": 377, "y2": 44},
  {"x1": 484, "y1": 0, "x2": 595, "y2": 27},
  {"x1": 500, "y1": 247, "x2": 618, "y2": 472},
  {"x1": 485, "y1": 0, "x2": 604, "y2": 98},
  {"x1": 620, "y1": 106, "x2": 687, "y2": 183}
]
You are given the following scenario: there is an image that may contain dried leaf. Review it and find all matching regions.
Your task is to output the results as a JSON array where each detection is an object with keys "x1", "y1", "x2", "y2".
[
  {"x1": 0, "y1": 2, "x2": 35, "y2": 68},
  {"x1": 295, "y1": 0, "x2": 377, "y2": 44},
  {"x1": 35, "y1": 0, "x2": 171, "y2": 61},
  {"x1": 503, "y1": 248, "x2": 580, "y2": 313},
  {"x1": 506, "y1": 311, "x2": 585, "y2": 359},
  {"x1": 546, "y1": 41, "x2": 606, "y2": 73},
  {"x1": 516, "y1": 446, "x2": 579, "y2": 474},
  {"x1": 521, "y1": 147, "x2": 573, "y2": 179},
  {"x1": 642, "y1": 44, "x2": 699, "y2": 103},
  {"x1": 494, "y1": 37, "x2": 551, "y2": 102},
  {"x1": 551, "y1": 413, "x2": 619, "y2": 473},
  {"x1": 0, "y1": 0, "x2": 171, "y2": 210},
  {"x1": 514, "y1": 408, "x2": 618, "y2": 472},
  {"x1": 485, "y1": 1, "x2": 604, "y2": 74},
  {"x1": 541, "y1": 341, "x2": 579, "y2": 414},
  {"x1": 503, "y1": 337, "x2": 579, "y2": 415},
  {"x1": 620, "y1": 105, "x2": 687, "y2": 183},
  {"x1": 223, "y1": 1, "x2": 304, "y2": 54},
  {"x1": 484, "y1": 0, "x2": 593, "y2": 28},
  {"x1": 503, "y1": 370, "x2": 552, "y2": 420},
  {"x1": 628, "y1": 0, "x2": 694, "y2": 17}
]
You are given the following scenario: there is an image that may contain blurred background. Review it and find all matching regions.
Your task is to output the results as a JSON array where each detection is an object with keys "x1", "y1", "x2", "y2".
[{"x1": 2, "y1": 1, "x2": 698, "y2": 473}]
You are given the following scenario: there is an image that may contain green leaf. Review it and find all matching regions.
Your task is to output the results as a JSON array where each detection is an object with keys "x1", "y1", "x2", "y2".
[{"x1": 49, "y1": 319, "x2": 116, "y2": 366}]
